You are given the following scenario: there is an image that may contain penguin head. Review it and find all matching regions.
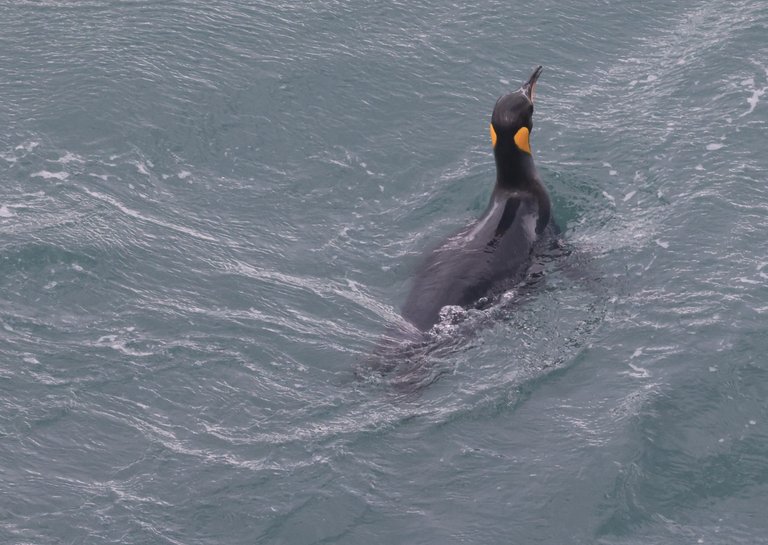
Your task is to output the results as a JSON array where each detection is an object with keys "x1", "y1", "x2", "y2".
[{"x1": 490, "y1": 66, "x2": 542, "y2": 157}]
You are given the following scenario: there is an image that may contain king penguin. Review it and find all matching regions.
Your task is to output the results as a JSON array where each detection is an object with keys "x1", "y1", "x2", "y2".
[{"x1": 401, "y1": 66, "x2": 553, "y2": 331}]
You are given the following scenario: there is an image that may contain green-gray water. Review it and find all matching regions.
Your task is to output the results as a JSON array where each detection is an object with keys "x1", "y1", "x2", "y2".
[{"x1": 2, "y1": 1, "x2": 767, "y2": 543}]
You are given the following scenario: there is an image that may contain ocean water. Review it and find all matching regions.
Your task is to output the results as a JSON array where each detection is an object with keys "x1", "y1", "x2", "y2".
[{"x1": 1, "y1": 1, "x2": 767, "y2": 543}]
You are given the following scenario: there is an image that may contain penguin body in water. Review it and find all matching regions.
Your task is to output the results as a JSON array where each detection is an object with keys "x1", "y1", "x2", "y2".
[{"x1": 401, "y1": 66, "x2": 554, "y2": 331}]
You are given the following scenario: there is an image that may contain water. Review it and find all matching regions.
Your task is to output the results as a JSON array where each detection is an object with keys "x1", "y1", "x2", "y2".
[{"x1": 1, "y1": 1, "x2": 767, "y2": 543}]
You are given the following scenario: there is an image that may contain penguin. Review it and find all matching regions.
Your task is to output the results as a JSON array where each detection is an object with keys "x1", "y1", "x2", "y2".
[{"x1": 401, "y1": 66, "x2": 554, "y2": 332}]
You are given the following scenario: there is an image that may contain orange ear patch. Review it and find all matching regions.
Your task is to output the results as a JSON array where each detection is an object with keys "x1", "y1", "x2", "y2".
[
  {"x1": 514, "y1": 126, "x2": 530, "y2": 153},
  {"x1": 490, "y1": 123, "x2": 497, "y2": 148}
]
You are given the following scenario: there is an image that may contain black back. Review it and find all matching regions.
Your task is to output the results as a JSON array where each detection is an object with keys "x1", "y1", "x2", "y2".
[{"x1": 402, "y1": 184, "x2": 550, "y2": 331}]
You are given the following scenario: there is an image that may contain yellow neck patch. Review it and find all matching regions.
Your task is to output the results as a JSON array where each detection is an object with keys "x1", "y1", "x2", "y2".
[
  {"x1": 514, "y1": 126, "x2": 531, "y2": 154},
  {"x1": 489, "y1": 123, "x2": 497, "y2": 148}
]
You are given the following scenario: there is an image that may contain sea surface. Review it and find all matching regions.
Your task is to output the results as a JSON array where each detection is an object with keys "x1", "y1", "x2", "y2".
[{"x1": 1, "y1": 1, "x2": 767, "y2": 544}]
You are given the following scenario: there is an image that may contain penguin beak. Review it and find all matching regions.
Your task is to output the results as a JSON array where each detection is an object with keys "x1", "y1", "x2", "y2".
[{"x1": 522, "y1": 65, "x2": 543, "y2": 103}]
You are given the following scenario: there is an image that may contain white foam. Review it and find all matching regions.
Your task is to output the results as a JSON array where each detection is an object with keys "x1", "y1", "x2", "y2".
[
  {"x1": 623, "y1": 191, "x2": 637, "y2": 202},
  {"x1": 624, "y1": 363, "x2": 650, "y2": 378},
  {"x1": 609, "y1": 170, "x2": 618, "y2": 176},
  {"x1": 745, "y1": 88, "x2": 764, "y2": 115},
  {"x1": 602, "y1": 191, "x2": 615, "y2": 204},
  {"x1": 0, "y1": 205, "x2": 14, "y2": 217},
  {"x1": 31, "y1": 170, "x2": 69, "y2": 180},
  {"x1": 95, "y1": 333, "x2": 154, "y2": 356},
  {"x1": 178, "y1": 170, "x2": 191, "y2": 179},
  {"x1": 57, "y1": 152, "x2": 85, "y2": 164},
  {"x1": 82, "y1": 187, "x2": 217, "y2": 242},
  {"x1": 134, "y1": 162, "x2": 150, "y2": 176},
  {"x1": 706, "y1": 143, "x2": 724, "y2": 151},
  {"x1": 695, "y1": 164, "x2": 705, "y2": 171},
  {"x1": 739, "y1": 70, "x2": 766, "y2": 117},
  {"x1": 655, "y1": 239, "x2": 670, "y2": 249},
  {"x1": 15, "y1": 141, "x2": 39, "y2": 152}
]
